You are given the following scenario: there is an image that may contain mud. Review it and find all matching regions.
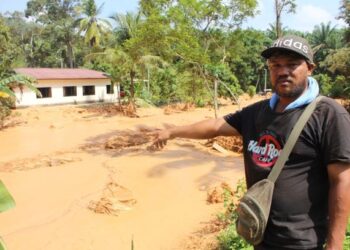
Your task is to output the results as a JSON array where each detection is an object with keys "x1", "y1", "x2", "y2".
[{"x1": 0, "y1": 95, "x2": 264, "y2": 250}]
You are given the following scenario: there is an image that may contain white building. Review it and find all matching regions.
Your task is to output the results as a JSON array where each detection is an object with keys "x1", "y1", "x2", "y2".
[{"x1": 14, "y1": 68, "x2": 119, "y2": 107}]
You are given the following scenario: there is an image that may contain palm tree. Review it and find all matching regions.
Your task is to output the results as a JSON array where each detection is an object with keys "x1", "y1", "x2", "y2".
[
  {"x1": 310, "y1": 22, "x2": 342, "y2": 70},
  {"x1": 86, "y1": 47, "x2": 164, "y2": 104},
  {"x1": 110, "y1": 12, "x2": 142, "y2": 44},
  {"x1": 75, "y1": 0, "x2": 112, "y2": 47},
  {"x1": 266, "y1": 23, "x2": 289, "y2": 40},
  {"x1": 108, "y1": 12, "x2": 155, "y2": 102},
  {"x1": 311, "y1": 22, "x2": 338, "y2": 51}
]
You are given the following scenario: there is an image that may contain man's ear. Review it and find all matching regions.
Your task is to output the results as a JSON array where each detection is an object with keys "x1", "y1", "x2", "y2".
[{"x1": 307, "y1": 62, "x2": 316, "y2": 75}]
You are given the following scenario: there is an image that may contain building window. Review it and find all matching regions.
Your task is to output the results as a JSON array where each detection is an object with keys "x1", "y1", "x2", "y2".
[
  {"x1": 83, "y1": 85, "x2": 95, "y2": 96},
  {"x1": 37, "y1": 87, "x2": 52, "y2": 98},
  {"x1": 106, "y1": 85, "x2": 114, "y2": 94},
  {"x1": 63, "y1": 86, "x2": 77, "y2": 97}
]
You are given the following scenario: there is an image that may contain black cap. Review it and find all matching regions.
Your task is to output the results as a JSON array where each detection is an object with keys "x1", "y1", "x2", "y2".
[{"x1": 261, "y1": 35, "x2": 314, "y2": 63}]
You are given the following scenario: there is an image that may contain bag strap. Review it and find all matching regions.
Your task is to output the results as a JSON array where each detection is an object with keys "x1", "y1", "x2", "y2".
[{"x1": 267, "y1": 96, "x2": 323, "y2": 183}]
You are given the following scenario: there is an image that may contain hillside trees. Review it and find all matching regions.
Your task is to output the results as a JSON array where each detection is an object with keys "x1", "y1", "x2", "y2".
[
  {"x1": 0, "y1": 16, "x2": 19, "y2": 78},
  {"x1": 309, "y1": 2, "x2": 350, "y2": 98},
  {"x1": 226, "y1": 29, "x2": 271, "y2": 92},
  {"x1": 1, "y1": 0, "x2": 349, "y2": 103},
  {"x1": 135, "y1": 0, "x2": 258, "y2": 105},
  {"x1": 25, "y1": 0, "x2": 81, "y2": 67}
]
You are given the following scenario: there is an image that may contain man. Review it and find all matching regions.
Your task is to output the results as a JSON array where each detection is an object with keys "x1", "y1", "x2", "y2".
[{"x1": 152, "y1": 35, "x2": 350, "y2": 249}]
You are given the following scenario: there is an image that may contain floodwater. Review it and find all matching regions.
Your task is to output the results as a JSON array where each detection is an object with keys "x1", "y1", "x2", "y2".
[{"x1": 0, "y1": 101, "x2": 252, "y2": 250}]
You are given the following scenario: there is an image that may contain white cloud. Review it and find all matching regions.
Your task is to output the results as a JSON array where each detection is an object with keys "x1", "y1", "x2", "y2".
[
  {"x1": 300, "y1": 5, "x2": 333, "y2": 23},
  {"x1": 290, "y1": 4, "x2": 346, "y2": 31}
]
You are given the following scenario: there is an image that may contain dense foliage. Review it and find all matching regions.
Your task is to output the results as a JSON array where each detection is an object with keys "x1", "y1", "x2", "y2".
[{"x1": 0, "y1": 0, "x2": 349, "y2": 104}]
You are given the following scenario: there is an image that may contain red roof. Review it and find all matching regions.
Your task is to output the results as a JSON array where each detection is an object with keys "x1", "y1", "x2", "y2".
[{"x1": 15, "y1": 68, "x2": 109, "y2": 80}]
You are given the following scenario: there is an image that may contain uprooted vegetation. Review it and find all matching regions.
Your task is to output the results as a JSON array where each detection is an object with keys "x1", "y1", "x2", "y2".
[
  {"x1": 84, "y1": 126, "x2": 245, "y2": 157},
  {"x1": 78, "y1": 103, "x2": 139, "y2": 118},
  {"x1": 103, "y1": 129, "x2": 245, "y2": 155},
  {"x1": 207, "y1": 182, "x2": 235, "y2": 204},
  {"x1": 163, "y1": 103, "x2": 196, "y2": 115},
  {"x1": 88, "y1": 181, "x2": 136, "y2": 216},
  {"x1": 104, "y1": 130, "x2": 154, "y2": 150},
  {"x1": 0, "y1": 153, "x2": 81, "y2": 172},
  {"x1": 205, "y1": 136, "x2": 243, "y2": 154}
]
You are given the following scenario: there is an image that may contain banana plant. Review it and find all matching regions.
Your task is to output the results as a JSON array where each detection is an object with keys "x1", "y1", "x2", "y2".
[
  {"x1": 0, "y1": 84, "x2": 15, "y2": 98},
  {"x1": 0, "y1": 180, "x2": 15, "y2": 250},
  {"x1": 0, "y1": 74, "x2": 40, "y2": 98}
]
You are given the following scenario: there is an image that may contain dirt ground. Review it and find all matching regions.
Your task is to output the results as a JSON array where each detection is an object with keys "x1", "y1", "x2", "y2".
[{"x1": 0, "y1": 95, "x2": 265, "y2": 250}]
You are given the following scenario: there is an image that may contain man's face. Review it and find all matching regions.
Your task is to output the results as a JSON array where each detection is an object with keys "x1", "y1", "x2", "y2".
[{"x1": 268, "y1": 52, "x2": 314, "y2": 98}]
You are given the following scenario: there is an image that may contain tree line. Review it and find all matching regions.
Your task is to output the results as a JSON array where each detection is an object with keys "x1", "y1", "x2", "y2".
[{"x1": 0, "y1": 0, "x2": 349, "y2": 108}]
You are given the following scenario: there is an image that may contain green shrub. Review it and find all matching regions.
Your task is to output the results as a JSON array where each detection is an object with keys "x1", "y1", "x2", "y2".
[
  {"x1": 217, "y1": 223, "x2": 253, "y2": 250},
  {"x1": 0, "y1": 96, "x2": 14, "y2": 128},
  {"x1": 0, "y1": 96, "x2": 15, "y2": 109},
  {"x1": 344, "y1": 219, "x2": 350, "y2": 249},
  {"x1": 331, "y1": 76, "x2": 350, "y2": 98},
  {"x1": 195, "y1": 98, "x2": 206, "y2": 107},
  {"x1": 247, "y1": 85, "x2": 256, "y2": 98},
  {"x1": 314, "y1": 74, "x2": 332, "y2": 96},
  {"x1": 217, "y1": 179, "x2": 253, "y2": 250},
  {"x1": 0, "y1": 104, "x2": 10, "y2": 127}
]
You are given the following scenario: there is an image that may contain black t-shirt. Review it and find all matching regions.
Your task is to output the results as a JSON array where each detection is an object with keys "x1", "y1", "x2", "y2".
[{"x1": 224, "y1": 97, "x2": 350, "y2": 249}]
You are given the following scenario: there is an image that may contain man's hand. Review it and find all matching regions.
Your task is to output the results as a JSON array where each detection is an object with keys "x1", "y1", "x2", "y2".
[
  {"x1": 150, "y1": 129, "x2": 173, "y2": 150},
  {"x1": 145, "y1": 117, "x2": 239, "y2": 151}
]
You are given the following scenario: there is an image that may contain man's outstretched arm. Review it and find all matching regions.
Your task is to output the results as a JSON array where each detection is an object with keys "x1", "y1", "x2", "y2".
[
  {"x1": 151, "y1": 117, "x2": 239, "y2": 149},
  {"x1": 326, "y1": 162, "x2": 350, "y2": 250}
]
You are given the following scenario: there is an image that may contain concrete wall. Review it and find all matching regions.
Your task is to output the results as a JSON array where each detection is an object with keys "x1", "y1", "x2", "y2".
[{"x1": 14, "y1": 79, "x2": 120, "y2": 107}]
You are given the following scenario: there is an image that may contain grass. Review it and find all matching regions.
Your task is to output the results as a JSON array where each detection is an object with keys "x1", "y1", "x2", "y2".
[{"x1": 217, "y1": 179, "x2": 252, "y2": 250}]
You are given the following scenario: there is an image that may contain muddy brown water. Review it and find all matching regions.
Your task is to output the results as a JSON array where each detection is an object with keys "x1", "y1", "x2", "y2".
[{"x1": 0, "y1": 100, "x2": 257, "y2": 250}]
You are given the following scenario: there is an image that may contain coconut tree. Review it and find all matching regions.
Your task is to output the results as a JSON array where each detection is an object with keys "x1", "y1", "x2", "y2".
[
  {"x1": 75, "y1": 0, "x2": 112, "y2": 47},
  {"x1": 110, "y1": 12, "x2": 142, "y2": 44},
  {"x1": 86, "y1": 46, "x2": 164, "y2": 104}
]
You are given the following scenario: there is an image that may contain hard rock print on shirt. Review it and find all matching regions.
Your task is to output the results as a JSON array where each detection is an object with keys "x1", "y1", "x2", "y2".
[{"x1": 247, "y1": 130, "x2": 282, "y2": 168}]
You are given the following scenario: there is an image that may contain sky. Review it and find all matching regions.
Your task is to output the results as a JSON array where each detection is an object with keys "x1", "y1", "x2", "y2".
[{"x1": 0, "y1": 0, "x2": 346, "y2": 32}]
